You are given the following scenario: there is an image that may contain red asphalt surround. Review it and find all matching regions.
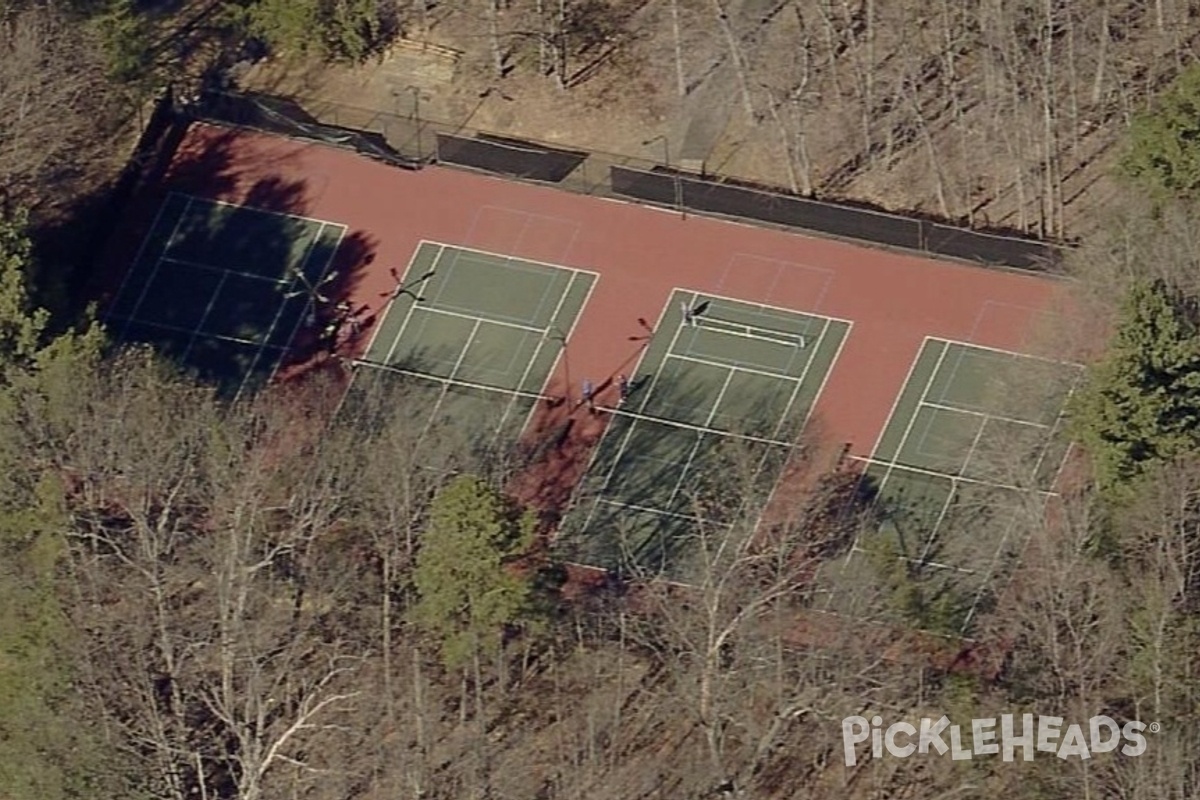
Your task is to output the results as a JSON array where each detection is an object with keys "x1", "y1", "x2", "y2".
[{"x1": 101, "y1": 122, "x2": 1071, "y2": 514}]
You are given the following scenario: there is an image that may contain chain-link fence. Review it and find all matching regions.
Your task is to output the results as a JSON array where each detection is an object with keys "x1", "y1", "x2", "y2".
[{"x1": 185, "y1": 89, "x2": 1063, "y2": 273}]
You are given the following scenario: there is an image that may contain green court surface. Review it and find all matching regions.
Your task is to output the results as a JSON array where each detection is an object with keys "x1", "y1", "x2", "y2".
[
  {"x1": 819, "y1": 337, "x2": 1079, "y2": 634},
  {"x1": 105, "y1": 192, "x2": 345, "y2": 395},
  {"x1": 558, "y1": 290, "x2": 851, "y2": 578},
  {"x1": 352, "y1": 241, "x2": 596, "y2": 443}
]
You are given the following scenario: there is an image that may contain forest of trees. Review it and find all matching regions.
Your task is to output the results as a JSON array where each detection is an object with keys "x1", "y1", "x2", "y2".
[{"x1": 4, "y1": 0, "x2": 1200, "y2": 798}]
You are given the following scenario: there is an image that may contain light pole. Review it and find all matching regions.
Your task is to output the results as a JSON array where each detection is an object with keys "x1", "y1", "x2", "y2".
[
  {"x1": 458, "y1": 86, "x2": 515, "y2": 136},
  {"x1": 404, "y1": 85, "x2": 424, "y2": 158},
  {"x1": 642, "y1": 134, "x2": 685, "y2": 219},
  {"x1": 548, "y1": 326, "x2": 572, "y2": 406}
]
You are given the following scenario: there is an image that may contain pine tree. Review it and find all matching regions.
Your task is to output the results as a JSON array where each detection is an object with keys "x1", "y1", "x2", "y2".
[
  {"x1": 411, "y1": 475, "x2": 538, "y2": 668},
  {"x1": 1071, "y1": 278, "x2": 1200, "y2": 495},
  {"x1": 1120, "y1": 64, "x2": 1200, "y2": 201},
  {"x1": 0, "y1": 208, "x2": 49, "y2": 368}
]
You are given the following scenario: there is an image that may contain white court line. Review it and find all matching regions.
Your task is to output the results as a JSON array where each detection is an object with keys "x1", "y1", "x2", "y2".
[
  {"x1": 422, "y1": 243, "x2": 463, "y2": 311},
  {"x1": 665, "y1": 350, "x2": 799, "y2": 382},
  {"x1": 867, "y1": 336, "x2": 932, "y2": 457},
  {"x1": 594, "y1": 497, "x2": 702, "y2": 524},
  {"x1": 523, "y1": 262, "x2": 574, "y2": 329},
  {"x1": 666, "y1": 368, "x2": 736, "y2": 506},
  {"x1": 435, "y1": 248, "x2": 561, "y2": 328},
  {"x1": 446, "y1": 318, "x2": 482, "y2": 382},
  {"x1": 914, "y1": 479, "x2": 960, "y2": 566},
  {"x1": 1032, "y1": 378, "x2": 1082, "y2": 492},
  {"x1": 929, "y1": 336, "x2": 1083, "y2": 368},
  {"x1": 104, "y1": 197, "x2": 172, "y2": 325},
  {"x1": 350, "y1": 359, "x2": 549, "y2": 401},
  {"x1": 747, "y1": 318, "x2": 845, "y2": 539},
  {"x1": 513, "y1": 271, "x2": 597, "y2": 437},
  {"x1": 599, "y1": 407, "x2": 797, "y2": 448},
  {"x1": 361, "y1": 241, "x2": 434, "y2": 363},
  {"x1": 955, "y1": 413, "x2": 990, "y2": 483},
  {"x1": 180, "y1": 271, "x2": 231, "y2": 360},
  {"x1": 848, "y1": 456, "x2": 1059, "y2": 497},
  {"x1": 770, "y1": 317, "x2": 830, "y2": 438},
  {"x1": 414, "y1": 316, "x2": 488, "y2": 439},
  {"x1": 959, "y1": 493, "x2": 1042, "y2": 632},
  {"x1": 845, "y1": 541, "x2": 981, "y2": 577},
  {"x1": 527, "y1": 271, "x2": 598, "y2": 405},
  {"x1": 156, "y1": 257, "x2": 294, "y2": 286},
  {"x1": 558, "y1": 284, "x2": 682, "y2": 528},
  {"x1": 578, "y1": 290, "x2": 696, "y2": 534},
  {"x1": 245, "y1": 219, "x2": 327, "y2": 368},
  {"x1": 792, "y1": 319, "x2": 854, "y2": 438},
  {"x1": 838, "y1": 340, "x2": 950, "y2": 581},
  {"x1": 119, "y1": 196, "x2": 195, "y2": 341},
  {"x1": 383, "y1": 243, "x2": 447, "y2": 367},
  {"x1": 197, "y1": 194, "x2": 338, "y2": 225},
  {"x1": 415, "y1": 238, "x2": 600, "y2": 280},
  {"x1": 879, "y1": 340, "x2": 950, "y2": 484},
  {"x1": 921, "y1": 401, "x2": 1054, "y2": 429},
  {"x1": 695, "y1": 286, "x2": 853, "y2": 328},
  {"x1": 420, "y1": 303, "x2": 547, "y2": 334},
  {"x1": 106, "y1": 314, "x2": 287, "y2": 351},
  {"x1": 718, "y1": 252, "x2": 834, "y2": 310},
  {"x1": 694, "y1": 317, "x2": 809, "y2": 348},
  {"x1": 255, "y1": 223, "x2": 347, "y2": 395}
]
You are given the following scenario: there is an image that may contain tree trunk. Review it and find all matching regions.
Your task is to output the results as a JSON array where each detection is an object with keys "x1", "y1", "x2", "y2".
[
  {"x1": 671, "y1": 0, "x2": 686, "y2": 97},
  {"x1": 1091, "y1": 0, "x2": 1109, "y2": 106},
  {"x1": 710, "y1": 0, "x2": 756, "y2": 119},
  {"x1": 486, "y1": 0, "x2": 505, "y2": 78}
]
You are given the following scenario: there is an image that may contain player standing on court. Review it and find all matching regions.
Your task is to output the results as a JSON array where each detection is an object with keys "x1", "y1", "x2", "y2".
[
  {"x1": 581, "y1": 378, "x2": 595, "y2": 411},
  {"x1": 617, "y1": 374, "x2": 630, "y2": 405}
]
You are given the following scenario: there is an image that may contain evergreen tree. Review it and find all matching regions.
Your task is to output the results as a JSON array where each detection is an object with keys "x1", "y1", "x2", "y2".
[
  {"x1": 0, "y1": 207, "x2": 123, "y2": 799},
  {"x1": 1120, "y1": 64, "x2": 1200, "y2": 201},
  {"x1": 225, "y1": 0, "x2": 389, "y2": 63},
  {"x1": 0, "y1": 208, "x2": 49, "y2": 368},
  {"x1": 411, "y1": 475, "x2": 538, "y2": 668},
  {"x1": 1071, "y1": 278, "x2": 1200, "y2": 495}
]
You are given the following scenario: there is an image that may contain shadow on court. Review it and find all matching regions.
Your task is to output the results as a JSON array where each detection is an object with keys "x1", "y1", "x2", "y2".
[
  {"x1": 552, "y1": 371, "x2": 832, "y2": 579},
  {"x1": 102, "y1": 124, "x2": 378, "y2": 397},
  {"x1": 339, "y1": 351, "x2": 543, "y2": 487},
  {"x1": 822, "y1": 462, "x2": 1039, "y2": 637}
]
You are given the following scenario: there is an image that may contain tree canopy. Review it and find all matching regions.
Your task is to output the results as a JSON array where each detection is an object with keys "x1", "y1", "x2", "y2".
[
  {"x1": 222, "y1": 0, "x2": 393, "y2": 63},
  {"x1": 1120, "y1": 64, "x2": 1200, "y2": 201},
  {"x1": 411, "y1": 474, "x2": 538, "y2": 668},
  {"x1": 1070, "y1": 278, "x2": 1200, "y2": 495}
]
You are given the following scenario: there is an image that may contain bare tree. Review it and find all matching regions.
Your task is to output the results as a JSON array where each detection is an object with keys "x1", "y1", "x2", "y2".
[
  {"x1": 48, "y1": 357, "x2": 368, "y2": 800},
  {"x1": 0, "y1": 3, "x2": 119, "y2": 208}
]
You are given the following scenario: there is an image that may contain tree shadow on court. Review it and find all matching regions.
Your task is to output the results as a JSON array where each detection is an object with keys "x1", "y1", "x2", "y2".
[
  {"x1": 98, "y1": 121, "x2": 379, "y2": 397},
  {"x1": 32, "y1": 95, "x2": 197, "y2": 330},
  {"x1": 550, "y1": 371, "x2": 858, "y2": 580},
  {"x1": 344, "y1": 347, "x2": 550, "y2": 484},
  {"x1": 844, "y1": 468, "x2": 1000, "y2": 637}
]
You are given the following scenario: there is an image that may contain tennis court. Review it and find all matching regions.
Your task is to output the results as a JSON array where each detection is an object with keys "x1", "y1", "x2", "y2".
[
  {"x1": 104, "y1": 192, "x2": 345, "y2": 394},
  {"x1": 559, "y1": 290, "x2": 851, "y2": 577},
  {"x1": 349, "y1": 241, "x2": 596, "y2": 442},
  {"x1": 820, "y1": 338, "x2": 1079, "y2": 632}
]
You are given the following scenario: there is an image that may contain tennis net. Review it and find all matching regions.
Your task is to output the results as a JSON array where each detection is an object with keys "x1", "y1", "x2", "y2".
[
  {"x1": 693, "y1": 314, "x2": 809, "y2": 348},
  {"x1": 600, "y1": 405, "x2": 800, "y2": 450},
  {"x1": 349, "y1": 358, "x2": 560, "y2": 404}
]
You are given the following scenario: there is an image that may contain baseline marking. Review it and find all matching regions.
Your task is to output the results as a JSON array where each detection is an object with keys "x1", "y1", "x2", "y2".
[
  {"x1": 105, "y1": 198, "x2": 172, "y2": 325},
  {"x1": 579, "y1": 292, "x2": 696, "y2": 534},
  {"x1": 423, "y1": 304, "x2": 547, "y2": 334},
  {"x1": 242, "y1": 219, "x2": 326, "y2": 379},
  {"x1": 106, "y1": 315, "x2": 288, "y2": 351},
  {"x1": 120, "y1": 196, "x2": 195, "y2": 340},
  {"x1": 181, "y1": 271, "x2": 231, "y2": 360},
  {"x1": 257, "y1": 223, "x2": 348, "y2": 394}
]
